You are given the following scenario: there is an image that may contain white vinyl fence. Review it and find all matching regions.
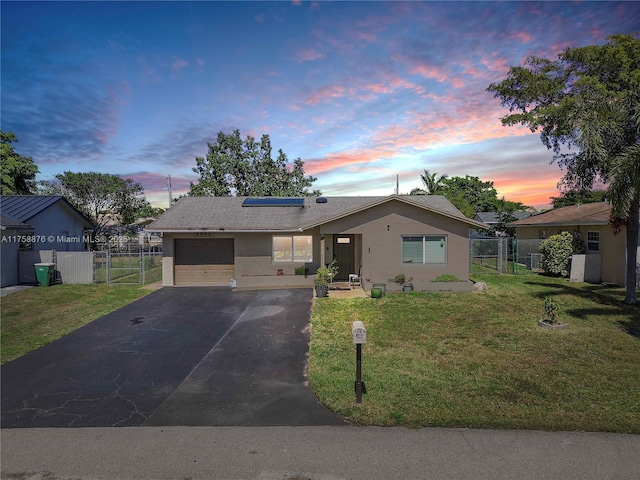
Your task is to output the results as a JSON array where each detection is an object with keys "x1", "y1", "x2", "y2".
[{"x1": 55, "y1": 251, "x2": 95, "y2": 284}]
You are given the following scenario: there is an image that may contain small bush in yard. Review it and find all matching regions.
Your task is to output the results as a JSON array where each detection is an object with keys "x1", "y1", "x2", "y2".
[
  {"x1": 539, "y1": 231, "x2": 574, "y2": 277},
  {"x1": 542, "y1": 296, "x2": 562, "y2": 323}
]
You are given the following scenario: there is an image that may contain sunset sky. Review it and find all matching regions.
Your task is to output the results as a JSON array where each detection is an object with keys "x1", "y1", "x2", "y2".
[{"x1": 2, "y1": 1, "x2": 639, "y2": 210}]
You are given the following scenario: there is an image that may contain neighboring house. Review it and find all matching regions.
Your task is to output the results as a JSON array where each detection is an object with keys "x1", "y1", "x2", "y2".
[
  {"x1": 1, "y1": 214, "x2": 34, "y2": 287},
  {"x1": 474, "y1": 211, "x2": 535, "y2": 236},
  {"x1": 509, "y1": 202, "x2": 639, "y2": 287},
  {"x1": 0, "y1": 196, "x2": 95, "y2": 252},
  {"x1": 1, "y1": 196, "x2": 95, "y2": 287},
  {"x1": 147, "y1": 195, "x2": 488, "y2": 291}
]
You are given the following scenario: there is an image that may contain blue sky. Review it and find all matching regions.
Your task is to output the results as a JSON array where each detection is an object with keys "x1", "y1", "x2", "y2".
[{"x1": 2, "y1": 1, "x2": 639, "y2": 209}]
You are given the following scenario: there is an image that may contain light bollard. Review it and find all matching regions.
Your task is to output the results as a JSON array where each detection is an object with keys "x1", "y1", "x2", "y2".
[{"x1": 352, "y1": 321, "x2": 367, "y2": 403}]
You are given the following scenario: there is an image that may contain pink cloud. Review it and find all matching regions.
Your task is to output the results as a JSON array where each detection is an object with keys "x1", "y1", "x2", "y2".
[
  {"x1": 305, "y1": 84, "x2": 350, "y2": 105},
  {"x1": 501, "y1": 30, "x2": 534, "y2": 44},
  {"x1": 409, "y1": 64, "x2": 449, "y2": 83},
  {"x1": 451, "y1": 77, "x2": 465, "y2": 89},
  {"x1": 364, "y1": 83, "x2": 393, "y2": 94},
  {"x1": 172, "y1": 59, "x2": 189, "y2": 71},
  {"x1": 295, "y1": 48, "x2": 326, "y2": 62},
  {"x1": 357, "y1": 32, "x2": 376, "y2": 42},
  {"x1": 124, "y1": 171, "x2": 197, "y2": 206},
  {"x1": 305, "y1": 147, "x2": 398, "y2": 175},
  {"x1": 389, "y1": 76, "x2": 426, "y2": 95}
]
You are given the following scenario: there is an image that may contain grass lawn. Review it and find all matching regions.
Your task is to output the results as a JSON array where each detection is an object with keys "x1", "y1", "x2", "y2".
[
  {"x1": 1, "y1": 283, "x2": 155, "y2": 364},
  {"x1": 309, "y1": 273, "x2": 640, "y2": 432}
]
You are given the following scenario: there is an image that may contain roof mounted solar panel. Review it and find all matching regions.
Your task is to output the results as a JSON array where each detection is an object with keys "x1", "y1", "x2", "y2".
[{"x1": 242, "y1": 197, "x2": 305, "y2": 207}]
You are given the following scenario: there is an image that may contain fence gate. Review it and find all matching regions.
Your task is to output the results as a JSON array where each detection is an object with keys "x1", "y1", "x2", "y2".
[
  {"x1": 103, "y1": 251, "x2": 142, "y2": 285},
  {"x1": 470, "y1": 237, "x2": 511, "y2": 274}
]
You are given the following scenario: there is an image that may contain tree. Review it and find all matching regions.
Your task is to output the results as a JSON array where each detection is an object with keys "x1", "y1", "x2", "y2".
[
  {"x1": 190, "y1": 130, "x2": 319, "y2": 197},
  {"x1": 488, "y1": 33, "x2": 640, "y2": 303},
  {"x1": 420, "y1": 169, "x2": 448, "y2": 195},
  {"x1": 1, "y1": 131, "x2": 39, "y2": 195},
  {"x1": 49, "y1": 172, "x2": 146, "y2": 232},
  {"x1": 410, "y1": 171, "x2": 530, "y2": 218},
  {"x1": 492, "y1": 210, "x2": 518, "y2": 237},
  {"x1": 441, "y1": 175, "x2": 500, "y2": 217},
  {"x1": 550, "y1": 189, "x2": 606, "y2": 208}
]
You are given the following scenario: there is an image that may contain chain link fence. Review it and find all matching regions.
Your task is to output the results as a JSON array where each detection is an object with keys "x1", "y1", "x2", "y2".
[
  {"x1": 93, "y1": 241, "x2": 162, "y2": 285},
  {"x1": 471, "y1": 237, "x2": 545, "y2": 274}
]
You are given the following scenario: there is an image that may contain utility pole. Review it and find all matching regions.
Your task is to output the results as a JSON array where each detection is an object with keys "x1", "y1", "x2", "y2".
[{"x1": 166, "y1": 175, "x2": 173, "y2": 208}]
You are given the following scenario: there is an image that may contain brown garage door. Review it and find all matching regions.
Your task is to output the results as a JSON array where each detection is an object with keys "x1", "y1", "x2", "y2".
[{"x1": 174, "y1": 238, "x2": 235, "y2": 286}]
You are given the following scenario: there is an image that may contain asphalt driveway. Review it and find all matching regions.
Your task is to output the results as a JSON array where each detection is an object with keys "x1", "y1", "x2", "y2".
[{"x1": 1, "y1": 287, "x2": 344, "y2": 428}]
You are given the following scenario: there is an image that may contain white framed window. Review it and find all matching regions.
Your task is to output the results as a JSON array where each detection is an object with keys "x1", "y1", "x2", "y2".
[
  {"x1": 402, "y1": 235, "x2": 446, "y2": 264},
  {"x1": 587, "y1": 231, "x2": 600, "y2": 251},
  {"x1": 273, "y1": 235, "x2": 313, "y2": 262}
]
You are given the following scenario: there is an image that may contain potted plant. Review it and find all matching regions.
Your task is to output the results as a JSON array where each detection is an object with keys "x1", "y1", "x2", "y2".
[
  {"x1": 394, "y1": 273, "x2": 414, "y2": 292},
  {"x1": 370, "y1": 286, "x2": 383, "y2": 298},
  {"x1": 538, "y1": 296, "x2": 568, "y2": 329},
  {"x1": 314, "y1": 261, "x2": 338, "y2": 298}
]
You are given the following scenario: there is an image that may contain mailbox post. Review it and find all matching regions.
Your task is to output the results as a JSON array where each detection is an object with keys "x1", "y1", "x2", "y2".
[{"x1": 352, "y1": 321, "x2": 367, "y2": 403}]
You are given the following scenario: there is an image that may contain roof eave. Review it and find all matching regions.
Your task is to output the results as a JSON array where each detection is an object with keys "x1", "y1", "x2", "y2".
[
  {"x1": 144, "y1": 227, "x2": 304, "y2": 234},
  {"x1": 301, "y1": 194, "x2": 489, "y2": 230},
  {"x1": 509, "y1": 221, "x2": 610, "y2": 228}
]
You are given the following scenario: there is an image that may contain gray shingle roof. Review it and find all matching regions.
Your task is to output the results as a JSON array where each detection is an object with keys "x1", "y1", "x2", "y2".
[{"x1": 147, "y1": 195, "x2": 488, "y2": 232}]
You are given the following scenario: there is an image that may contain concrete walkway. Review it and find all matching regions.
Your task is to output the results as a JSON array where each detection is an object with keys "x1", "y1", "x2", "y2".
[
  {"x1": 2, "y1": 426, "x2": 639, "y2": 480},
  {"x1": 0, "y1": 284, "x2": 34, "y2": 297}
]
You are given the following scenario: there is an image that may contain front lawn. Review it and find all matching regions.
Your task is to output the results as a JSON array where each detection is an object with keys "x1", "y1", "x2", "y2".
[
  {"x1": 1, "y1": 284, "x2": 154, "y2": 364},
  {"x1": 309, "y1": 274, "x2": 640, "y2": 432}
]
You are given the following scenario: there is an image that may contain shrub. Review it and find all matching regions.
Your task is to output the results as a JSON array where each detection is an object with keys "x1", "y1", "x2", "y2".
[
  {"x1": 542, "y1": 296, "x2": 562, "y2": 323},
  {"x1": 314, "y1": 261, "x2": 338, "y2": 286},
  {"x1": 433, "y1": 274, "x2": 462, "y2": 282},
  {"x1": 539, "y1": 231, "x2": 574, "y2": 277}
]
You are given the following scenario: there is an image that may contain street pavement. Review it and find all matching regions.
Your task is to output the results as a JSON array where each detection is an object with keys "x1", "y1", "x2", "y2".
[{"x1": 2, "y1": 425, "x2": 639, "y2": 480}]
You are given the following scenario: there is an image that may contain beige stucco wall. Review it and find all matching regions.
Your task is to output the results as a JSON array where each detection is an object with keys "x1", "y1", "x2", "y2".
[
  {"x1": 160, "y1": 200, "x2": 475, "y2": 290},
  {"x1": 515, "y1": 224, "x2": 627, "y2": 286},
  {"x1": 319, "y1": 200, "x2": 472, "y2": 291},
  {"x1": 162, "y1": 231, "x2": 321, "y2": 288}
]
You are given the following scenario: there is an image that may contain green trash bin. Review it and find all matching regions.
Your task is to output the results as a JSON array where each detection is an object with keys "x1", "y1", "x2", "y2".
[{"x1": 34, "y1": 262, "x2": 55, "y2": 287}]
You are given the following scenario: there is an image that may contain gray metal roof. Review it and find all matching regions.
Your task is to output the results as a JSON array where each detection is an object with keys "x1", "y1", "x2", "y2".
[
  {"x1": 0, "y1": 214, "x2": 33, "y2": 230},
  {"x1": 0, "y1": 195, "x2": 94, "y2": 227},
  {"x1": 147, "y1": 195, "x2": 488, "y2": 232}
]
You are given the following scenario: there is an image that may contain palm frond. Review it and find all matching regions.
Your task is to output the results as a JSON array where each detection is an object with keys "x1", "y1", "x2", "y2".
[{"x1": 606, "y1": 143, "x2": 640, "y2": 220}]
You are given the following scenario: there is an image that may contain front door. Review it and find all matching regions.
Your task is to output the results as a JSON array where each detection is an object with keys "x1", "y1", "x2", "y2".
[{"x1": 333, "y1": 235, "x2": 354, "y2": 281}]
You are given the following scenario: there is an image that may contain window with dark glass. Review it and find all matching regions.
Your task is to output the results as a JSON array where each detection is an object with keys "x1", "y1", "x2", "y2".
[{"x1": 402, "y1": 235, "x2": 446, "y2": 264}]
